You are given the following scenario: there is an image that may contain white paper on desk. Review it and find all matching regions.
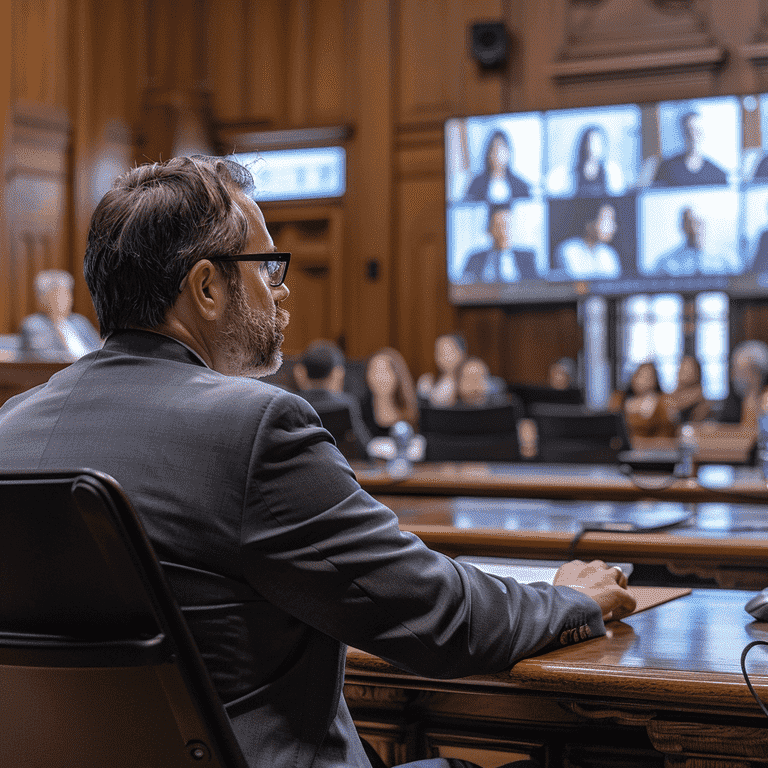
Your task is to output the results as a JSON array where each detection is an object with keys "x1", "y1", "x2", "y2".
[{"x1": 457, "y1": 557, "x2": 633, "y2": 585}]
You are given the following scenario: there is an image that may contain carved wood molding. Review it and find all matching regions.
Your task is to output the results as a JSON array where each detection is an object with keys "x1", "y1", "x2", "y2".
[
  {"x1": 9, "y1": 100, "x2": 71, "y2": 179},
  {"x1": 647, "y1": 719, "x2": 768, "y2": 760},
  {"x1": 552, "y1": 0, "x2": 726, "y2": 85},
  {"x1": 551, "y1": 45, "x2": 727, "y2": 84},
  {"x1": 344, "y1": 683, "x2": 412, "y2": 705},
  {"x1": 562, "y1": 700, "x2": 656, "y2": 726}
]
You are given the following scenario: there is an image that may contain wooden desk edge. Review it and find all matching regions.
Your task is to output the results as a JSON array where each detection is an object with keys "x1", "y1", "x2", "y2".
[{"x1": 345, "y1": 645, "x2": 767, "y2": 715}]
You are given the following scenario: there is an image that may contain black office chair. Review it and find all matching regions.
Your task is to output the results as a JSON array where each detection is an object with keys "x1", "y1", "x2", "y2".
[
  {"x1": 313, "y1": 403, "x2": 359, "y2": 459},
  {"x1": 0, "y1": 469, "x2": 249, "y2": 768},
  {"x1": 419, "y1": 402, "x2": 522, "y2": 461},
  {"x1": 508, "y1": 383, "x2": 584, "y2": 418},
  {"x1": 530, "y1": 403, "x2": 631, "y2": 464}
]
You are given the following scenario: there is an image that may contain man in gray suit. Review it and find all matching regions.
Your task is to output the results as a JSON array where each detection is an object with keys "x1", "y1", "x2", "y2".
[{"x1": 0, "y1": 156, "x2": 634, "y2": 768}]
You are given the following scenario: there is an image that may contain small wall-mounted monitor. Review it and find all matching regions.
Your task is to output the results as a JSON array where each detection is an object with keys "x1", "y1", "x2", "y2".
[
  {"x1": 233, "y1": 146, "x2": 346, "y2": 202},
  {"x1": 446, "y1": 94, "x2": 768, "y2": 305}
]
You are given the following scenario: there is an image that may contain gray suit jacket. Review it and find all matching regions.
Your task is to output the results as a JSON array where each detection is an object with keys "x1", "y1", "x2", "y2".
[{"x1": 0, "y1": 330, "x2": 603, "y2": 768}]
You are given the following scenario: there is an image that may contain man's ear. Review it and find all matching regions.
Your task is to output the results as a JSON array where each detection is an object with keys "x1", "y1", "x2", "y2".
[{"x1": 183, "y1": 260, "x2": 228, "y2": 322}]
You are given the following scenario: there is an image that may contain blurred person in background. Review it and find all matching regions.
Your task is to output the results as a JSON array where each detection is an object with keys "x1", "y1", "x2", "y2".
[
  {"x1": 718, "y1": 340, "x2": 768, "y2": 430},
  {"x1": 364, "y1": 347, "x2": 420, "y2": 436},
  {"x1": 455, "y1": 356, "x2": 510, "y2": 408},
  {"x1": 20, "y1": 269, "x2": 101, "y2": 361},
  {"x1": 666, "y1": 355, "x2": 711, "y2": 424},
  {"x1": 610, "y1": 361, "x2": 676, "y2": 439},
  {"x1": 548, "y1": 356, "x2": 578, "y2": 390},
  {"x1": 293, "y1": 339, "x2": 372, "y2": 456},
  {"x1": 417, "y1": 334, "x2": 467, "y2": 407}
]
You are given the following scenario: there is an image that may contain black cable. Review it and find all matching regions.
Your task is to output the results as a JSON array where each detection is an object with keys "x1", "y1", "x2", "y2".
[
  {"x1": 740, "y1": 639, "x2": 768, "y2": 718},
  {"x1": 566, "y1": 525, "x2": 588, "y2": 562}
]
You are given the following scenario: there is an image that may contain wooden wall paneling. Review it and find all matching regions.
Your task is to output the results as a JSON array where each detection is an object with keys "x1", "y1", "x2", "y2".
[
  {"x1": 6, "y1": 101, "x2": 71, "y2": 334},
  {"x1": 393, "y1": 139, "x2": 454, "y2": 379},
  {"x1": 740, "y1": 0, "x2": 768, "y2": 91},
  {"x1": 500, "y1": 304, "x2": 581, "y2": 383},
  {"x1": 208, "y1": 0, "x2": 247, "y2": 124},
  {"x1": 12, "y1": 0, "x2": 70, "y2": 108},
  {"x1": 306, "y1": 0, "x2": 346, "y2": 126},
  {"x1": 396, "y1": 0, "x2": 505, "y2": 128},
  {"x1": 457, "y1": 306, "x2": 507, "y2": 378},
  {"x1": 142, "y1": 0, "x2": 216, "y2": 163},
  {"x1": 69, "y1": 0, "x2": 146, "y2": 326},
  {"x1": 550, "y1": 0, "x2": 727, "y2": 105},
  {"x1": 264, "y1": 204, "x2": 343, "y2": 357},
  {"x1": 243, "y1": 0, "x2": 289, "y2": 127},
  {"x1": 287, "y1": 0, "x2": 311, "y2": 127},
  {"x1": 343, "y1": 0, "x2": 393, "y2": 359}
]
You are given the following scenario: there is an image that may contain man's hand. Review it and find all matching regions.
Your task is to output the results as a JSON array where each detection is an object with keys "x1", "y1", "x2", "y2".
[{"x1": 554, "y1": 559, "x2": 636, "y2": 621}]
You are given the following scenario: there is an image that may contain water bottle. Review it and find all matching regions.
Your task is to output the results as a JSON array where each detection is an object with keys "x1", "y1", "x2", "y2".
[
  {"x1": 387, "y1": 421, "x2": 414, "y2": 479},
  {"x1": 675, "y1": 423, "x2": 697, "y2": 479}
]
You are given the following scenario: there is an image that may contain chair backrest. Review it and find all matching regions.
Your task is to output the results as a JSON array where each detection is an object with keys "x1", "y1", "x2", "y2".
[
  {"x1": 530, "y1": 404, "x2": 631, "y2": 464},
  {"x1": 508, "y1": 383, "x2": 583, "y2": 417},
  {"x1": 419, "y1": 403, "x2": 521, "y2": 461},
  {"x1": 0, "y1": 469, "x2": 248, "y2": 768},
  {"x1": 313, "y1": 403, "x2": 358, "y2": 458}
]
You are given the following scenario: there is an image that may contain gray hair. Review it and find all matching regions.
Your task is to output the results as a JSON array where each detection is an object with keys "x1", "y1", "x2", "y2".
[
  {"x1": 34, "y1": 269, "x2": 74, "y2": 297},
  {"x1": 733, "y1": 340, "x2": 768, "y2": 376}
]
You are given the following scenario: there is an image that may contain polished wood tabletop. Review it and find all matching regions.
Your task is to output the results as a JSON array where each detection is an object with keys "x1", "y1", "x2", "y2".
[
  {"x1": 347, "y1": 589, "x2": 768, "y2": 712},
  {"x1": 377, "y1": 494, "x2": 768, "y2": 579},
  {"x1": 353, "y1": 460, "x2": 768, "y2": 503},
  {"x1": 345, "y1": 589, "x2": 768, "y2": 766}
]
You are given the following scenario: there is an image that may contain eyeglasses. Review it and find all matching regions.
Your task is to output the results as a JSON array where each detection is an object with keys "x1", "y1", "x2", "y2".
[{"x1": 209, "y1": 252, "x2": 291, "y2": 287}]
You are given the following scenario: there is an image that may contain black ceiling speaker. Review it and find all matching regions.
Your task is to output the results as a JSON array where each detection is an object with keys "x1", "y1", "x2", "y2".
[{"x1": 469, "y1": 22, "x2": 509, "y2": 69}]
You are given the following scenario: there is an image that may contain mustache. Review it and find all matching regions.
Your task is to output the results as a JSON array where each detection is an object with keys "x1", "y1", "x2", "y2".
[{"x1": 276, "y1": 306, "x2": 290, "y2": 330}]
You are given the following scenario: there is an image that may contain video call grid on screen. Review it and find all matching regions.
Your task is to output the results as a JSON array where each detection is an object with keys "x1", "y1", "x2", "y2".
[{"x1": 445, "y1": 94, "x2": 768, "y2": 305}]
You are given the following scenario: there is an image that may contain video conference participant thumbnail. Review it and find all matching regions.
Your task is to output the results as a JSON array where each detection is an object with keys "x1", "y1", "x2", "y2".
[
  {"x1": 464, "y1": 128, "x2": 532, "y2": 204},
  {"x1": 461, "y1": 203, "x2": 539, "y2": 283},
  {"x1": 549, "y1": 195, "x2": 637, "y2": 281},
  {"x1": 650, "y1": 99, "x2": 739, "y2": 189},
  {"x1": 638, "y1": 189, "x2": 741, "y2": 278},
  {"x1": 545, "y1": 105, "x2": 640, "y2": 199}
]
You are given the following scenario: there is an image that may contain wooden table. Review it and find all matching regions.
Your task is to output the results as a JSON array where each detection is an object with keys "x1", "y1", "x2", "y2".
[
  {"x1": 345, "y1": 589, "x2": 768, "y2": 767},
  {"x1": 353, "y1": 461, "x2": 768, "y2": 504},
  {"x1": 376, "y1": 494, "x2": 768, "y2": 589}
]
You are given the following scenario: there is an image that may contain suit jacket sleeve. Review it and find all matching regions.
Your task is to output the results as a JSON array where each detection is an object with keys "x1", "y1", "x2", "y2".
[{"x1": 239, "y1": 390, "x2": 604, "y2": 679}]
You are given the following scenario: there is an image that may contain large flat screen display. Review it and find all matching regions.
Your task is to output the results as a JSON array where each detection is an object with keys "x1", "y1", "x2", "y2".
[{"x1": 446, "y1": 94, "x2": 768, "y2": 305}]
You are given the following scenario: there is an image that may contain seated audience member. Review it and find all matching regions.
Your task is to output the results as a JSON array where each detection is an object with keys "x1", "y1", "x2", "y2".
[
  {"x1": 455, "y1": 356, "x2": 509, "y2": 408},
  {"x1": 610, "y1": 361, "x2": 676, "y2": 439},
  {"x1": 0, "y1": 155, "x2": 634, "y2": 768},
  {"x1": 293, "y1": 340, "x2": 372, "y2": 456},
  {"x1": 364, "y1": 346, "x2": 420, "y2": 436},
  {"x1": 666, "y1": 355, "x2": 711, "y2": 424},
  {"x1": 416, "y1": 333, "x2": 467, "y2": 406},
  {"x1": 20, "y1": 269, "x2": 101, "y2": 360},
  {"x1": 548, "y1": 356, "x2": 578, "y2": 390},
  {"x1": 718, "y1": 340, "x2": 768, "y2": 429}
]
